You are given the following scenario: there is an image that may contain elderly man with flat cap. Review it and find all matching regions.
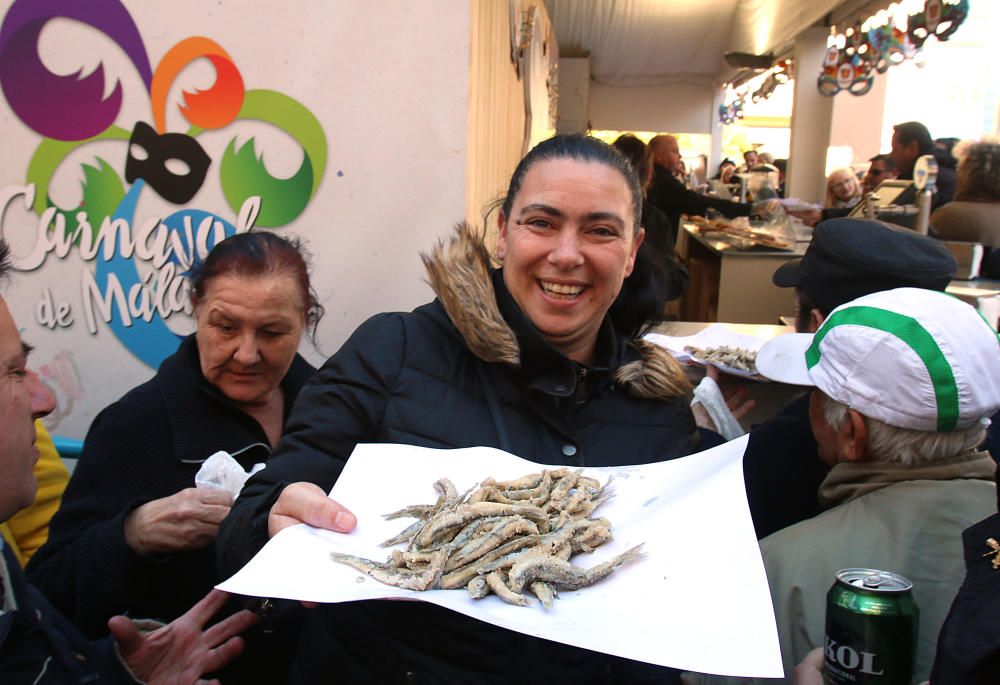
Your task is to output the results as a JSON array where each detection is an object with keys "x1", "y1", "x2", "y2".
[{"x1": 736, "y1": 218, "x2": 959, "y2": 539}]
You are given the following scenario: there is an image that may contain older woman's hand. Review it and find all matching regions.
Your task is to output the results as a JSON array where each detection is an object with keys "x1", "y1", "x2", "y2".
[
  {"x1": 268, "y1": 482, "x2": 356, "y2": 538},
  {"x1": 124, "y1": 488, "x2": 234, "y2": 557}
]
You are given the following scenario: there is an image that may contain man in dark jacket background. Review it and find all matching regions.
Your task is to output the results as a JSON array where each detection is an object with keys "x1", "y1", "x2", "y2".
[
  {"x1": 890, "y1": 120, "x2": 956, "y2": 209},
  {"x1": 733, "y1": 219, "x2": 958, "y2": 538},
  {"x1": 646, "y1": 134, "x2": 754, "y2": 232}
]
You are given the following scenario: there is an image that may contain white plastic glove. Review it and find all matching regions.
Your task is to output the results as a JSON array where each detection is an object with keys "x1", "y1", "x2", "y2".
[{"x1": 692, "y1": 375, "x2": 746, "y2": 441}]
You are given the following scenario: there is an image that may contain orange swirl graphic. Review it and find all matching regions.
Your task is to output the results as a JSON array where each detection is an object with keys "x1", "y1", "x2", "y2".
[{"x1": 150, "y1": 36, "x2": 244, "y2": 133}]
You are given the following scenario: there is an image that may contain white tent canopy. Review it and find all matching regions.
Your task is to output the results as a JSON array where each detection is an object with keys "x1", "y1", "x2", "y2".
[{"x1": 545, "y1": 0, "x2": 846, "y2": 87}]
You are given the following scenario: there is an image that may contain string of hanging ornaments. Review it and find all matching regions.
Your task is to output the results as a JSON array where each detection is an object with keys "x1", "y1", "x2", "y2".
[
  {"x1": 818, "y1": 0, "x2": 969, "y2": 96},
  {"x1": 719, "y1": 59, "x2": 792, "y2": 125}
]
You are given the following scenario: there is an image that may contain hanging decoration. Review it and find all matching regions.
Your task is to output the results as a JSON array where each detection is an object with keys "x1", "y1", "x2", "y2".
[
  {"x1": 718, "y1": 99, "x2": 744, "y2": 125},
  {"x1": 719, "y1": 59, "x2": 791, "y2": 126},
  {"x1": 817, "y1": 0, "x2": 969, "y2": 97}
]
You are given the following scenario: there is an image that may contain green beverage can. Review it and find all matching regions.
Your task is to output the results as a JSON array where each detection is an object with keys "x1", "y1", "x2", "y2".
[{"x1": 823, "y1": 568, "x2": 919, "y2": 685}]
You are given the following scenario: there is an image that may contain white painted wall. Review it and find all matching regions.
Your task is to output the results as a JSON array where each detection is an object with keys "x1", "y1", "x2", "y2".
[
  {"x1": 829, "y1": 74, "x2": 889, "y2": 167},
  {"x1": 555, "y1": 57, "x2": 590, "y2": 134},
  {"x1": 588, "y1": 81, "x2": 715, "y2": 134},
  {"x1": 0, "y1": 0, "x2": 471, "y2": 438}
]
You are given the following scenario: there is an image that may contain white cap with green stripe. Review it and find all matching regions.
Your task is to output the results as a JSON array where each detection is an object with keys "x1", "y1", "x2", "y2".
[{"x1": 756, "y1": 287, "x2": 1000, "y2": 432}]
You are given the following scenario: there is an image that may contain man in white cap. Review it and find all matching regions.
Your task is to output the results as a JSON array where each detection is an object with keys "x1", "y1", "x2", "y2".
[{"x1": 747, "y1": 287, "x2": 999, "y2": 684}]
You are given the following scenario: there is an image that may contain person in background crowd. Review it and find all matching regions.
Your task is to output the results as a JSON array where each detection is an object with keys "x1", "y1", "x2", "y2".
[
  {"x1": 712, "y1": 158, "x2": 737, "y2": 183},
  {"x1": 740, "y1": 148, "x2": 758, "y2": 172},
  {"x1": 773, "y1": 158, "x2": 787, "y2": 197},
  {"x1": 934, "y1": 136, "x2": 960, "y2": 170},
  {"x1": 612, "y1": 133, "x2": 689, "y2": 301},
  {"x1": 890, "y1": 120, "x2": 956, "y2": 209},
  {"x1": 722, "y1": 219, "x2": 958, "y2": 539},
  {"x1": 674, "y1": 157, "x2": 687, "y2": 183},
  {"x1": 930, "y1": 139, "x2": 1000, "y2": 278},
  {"x1": 693, "y1": 153, "x2": 709, "y2": 189},
  {"x1": 0, "y1": 421, "x2": 68, "y2": 566},
  {"x1": 0, "y1": 238, "x2": 257, "y2": 684},
  {"x1": 219, "y1": 134, "x2": 708, "y2": 684},
  {"x1": 691, "y1": 287, "x2": 1000, "y2": 684},
  {"x1": 647, "y1": 135, "x2": 755, "y2": 235},
  {"x1": 861, "y1": 153, "x2": 897, "y2": 194},
  {"x1": 757, "y1": 151, "x2": 774, "y2": 165},
  {"x1": 28, "y1": 231, "x2": 320, "y2": 683},
  {"x1": 792, "y1": 121, "x2": 955, "y2": 226},
  {"x1": 824, "y1": 168, "x2": 863, "y2": 209}
]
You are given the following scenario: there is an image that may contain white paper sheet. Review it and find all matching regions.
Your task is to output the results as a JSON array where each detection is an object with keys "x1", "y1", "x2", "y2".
[
  {"x1": 645, "y1": 325, "x2": 769, "y2": 378},
  {"x1": 217, "y1": 439, "x2": 783, "y2": 678}
]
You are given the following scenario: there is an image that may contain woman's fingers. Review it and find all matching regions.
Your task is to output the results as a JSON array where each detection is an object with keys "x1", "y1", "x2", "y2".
[{"x1": 268, "y1": 482, "x2": 357, "y2": 537}]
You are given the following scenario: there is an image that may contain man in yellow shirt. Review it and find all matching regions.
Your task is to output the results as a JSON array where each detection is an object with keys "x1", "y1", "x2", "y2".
[{"x1": 0, "y1": 420, "x2": 68, "y2": 566}]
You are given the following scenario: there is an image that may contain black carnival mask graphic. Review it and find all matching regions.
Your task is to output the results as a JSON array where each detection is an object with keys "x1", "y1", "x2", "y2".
[{"x1": 125, "y1": 121, "x2": 211, "y2": 204}]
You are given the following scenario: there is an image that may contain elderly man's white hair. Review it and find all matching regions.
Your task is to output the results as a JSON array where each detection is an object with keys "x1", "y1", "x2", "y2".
[{"x1": 819, "y1": 393, "x2": 988, "y2": 467}]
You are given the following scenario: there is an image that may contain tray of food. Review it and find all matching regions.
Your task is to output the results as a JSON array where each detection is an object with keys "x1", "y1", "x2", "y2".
[
  {"x1": 644, "y1": 324, "x2": 777, "y2": 379},
  {"x1": 330, "y1": 469, "x2": 636, "y2": 609},
  {"x1": 218, "y1": 442, "x2": 782, "y2": 677},
  {"x1": 685, "y1": 215, "x2": 795, "y2": 251},
  {"x1": 682, "y1": 344, "x2": 761, "y2": 379}
]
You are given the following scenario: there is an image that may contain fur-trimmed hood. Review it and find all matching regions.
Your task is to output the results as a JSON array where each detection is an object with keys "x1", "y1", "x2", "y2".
[{"x1": 421, "y1": 224, "x2": 690, "y2": 400}]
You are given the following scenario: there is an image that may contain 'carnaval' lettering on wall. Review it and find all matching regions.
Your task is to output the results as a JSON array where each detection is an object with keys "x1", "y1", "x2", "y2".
[
  {"x1": 0, "y1": 183, "x2": 263, "y2": 363},
  {"x1": 0, "y1": 0, "x2": 329, "y2": 368}
]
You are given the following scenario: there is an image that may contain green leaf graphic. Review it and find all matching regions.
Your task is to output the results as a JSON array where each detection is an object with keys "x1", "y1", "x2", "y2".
[
  {"x1": 46, "y1": 157, "x2": 126, "y2": 242},
  {"x1": 26, "y1": 126, "x2": 131, "y2": 216},
  {"x1": 220, "y1": 138, "x2": 314, "y2": 227},
  {"x1": 196, "y1": 89, "x2": 327, "y2": 227}
]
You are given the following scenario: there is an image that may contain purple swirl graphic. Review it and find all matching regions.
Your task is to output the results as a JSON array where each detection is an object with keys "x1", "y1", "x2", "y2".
[{"x1": 0, "y1": 0, "x2": 152, "y2": 141}]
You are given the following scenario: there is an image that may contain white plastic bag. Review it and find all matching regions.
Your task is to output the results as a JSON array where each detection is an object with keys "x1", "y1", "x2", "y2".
[
  {"x1": 692, "y1": 376, "x2": 745, "y2": 441},
  {"x1": 194, "y1": 451, "x2": 254, "y2": 498}
]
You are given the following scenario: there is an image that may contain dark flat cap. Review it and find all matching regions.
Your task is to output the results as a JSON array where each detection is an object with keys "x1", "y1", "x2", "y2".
[{"x1": 772, "y1": 218, "x2": 957, "y2": 315}]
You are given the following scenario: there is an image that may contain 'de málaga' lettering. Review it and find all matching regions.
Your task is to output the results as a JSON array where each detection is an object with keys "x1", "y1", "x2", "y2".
[{"x1": 81, "y1": 261, "x2": 191, "y2": 334}]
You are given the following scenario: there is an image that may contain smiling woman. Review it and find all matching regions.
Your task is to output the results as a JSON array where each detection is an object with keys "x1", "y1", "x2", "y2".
[
  {"x1": 497, "y1": 157, "x2": 642, "y2": 364},
  {"x1": 26, "y1": 231, "x2": 320, "y2": 684},
  {"x1": 219, "y1": 135, "x2": 704, "y2": 683}
]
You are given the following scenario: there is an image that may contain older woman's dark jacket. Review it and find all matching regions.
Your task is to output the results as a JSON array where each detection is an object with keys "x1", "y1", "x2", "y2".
[
  {"x1": 218, "y1": 227, "x2": 701, "y2": 684},
  {"x1": 26, "y1": 335, "x2": 314, "y2": 680}
]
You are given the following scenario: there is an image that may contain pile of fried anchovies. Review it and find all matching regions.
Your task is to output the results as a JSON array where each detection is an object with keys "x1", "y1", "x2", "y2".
[
  {"x1": 684, "y1": 344, "x2": 758, "y2": 374},
  {"x1": 330, "y1": 469, "x2": 642, "y2": 609}
]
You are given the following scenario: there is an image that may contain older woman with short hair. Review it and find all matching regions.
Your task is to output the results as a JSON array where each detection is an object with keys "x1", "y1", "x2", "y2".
[
  {"x1": 825, "y1": 168, "x2": 862, "y2": 209},
  {"x1": 28, "y1": 231, "x2": 321, "y2": 683}
]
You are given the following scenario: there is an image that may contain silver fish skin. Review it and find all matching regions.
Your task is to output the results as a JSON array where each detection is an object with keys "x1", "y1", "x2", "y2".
[
  {"x1": 446, "y1": 517, "x2": 540, "y2": 572},
  {"x1": 466, "y1": 576, "x2": 491, "y2": 599},
  {"x1": 486, "y1": 571, "x2": 534, "y2": 607},
  {"x1": 529, "y1": 580, "x2": 557, "y2": 610},
  {"x1": 507, "y1": 544, "x2": 644, "y2": 593},
  {"x1": 416, "y1": 502, "x2": 549, "y2": 547},
  {"x1": 331, "y1": 548, "x2": 449, "y2": 591}
]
